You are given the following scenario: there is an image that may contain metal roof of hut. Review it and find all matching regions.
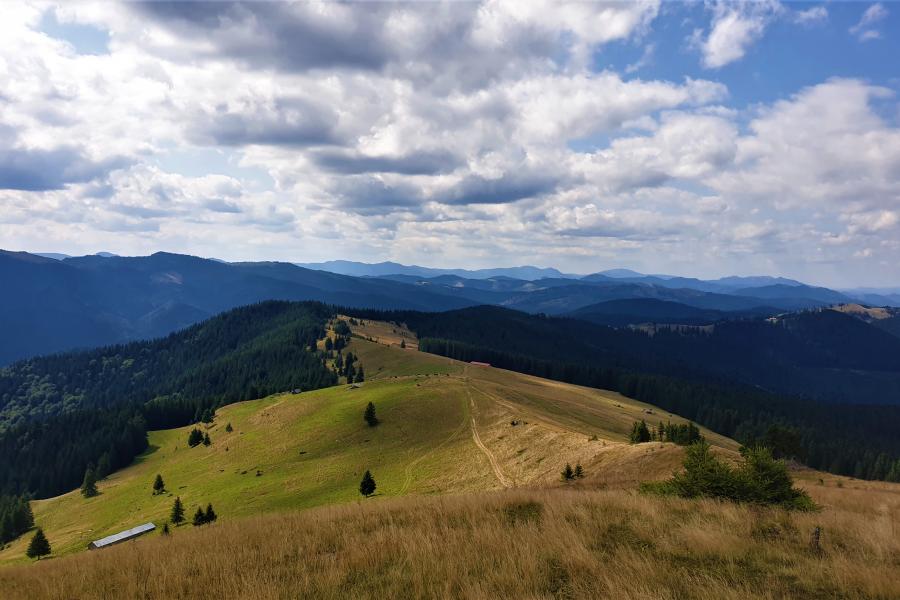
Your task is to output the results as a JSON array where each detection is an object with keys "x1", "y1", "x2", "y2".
[{"x1": 88, "y1": 522, "x2": 155, "y2": 550}]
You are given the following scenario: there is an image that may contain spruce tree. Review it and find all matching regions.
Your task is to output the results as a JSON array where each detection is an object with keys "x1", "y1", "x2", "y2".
[
  {"x1": 1, "y1": 514, "x2": 14, "y2": 543},
  {"x1": 96, "y1": 452, "x2": 112, "y2": 479},
  {"x1": 629, "y1": 420, "x2": 651, "y2": 443},
  {"x1": 80, "y1": 467, "x2": 98, "y2": 498},
  {"x1": 161, "y1": 522, "x2": 170, "y2": 536},
  {"x1": 26, "y1": 528, "x2": 51, "y2": 559},
  {"x1": 192, "y1": 506, "x2": 206, "y2": 526},
  {"x1": 152, "y1": 474, "x2": 165, "y2": 495},
  {"x1": 188, "y1": 428, "x2": 204, "y2": 447},
  {"x1": 355, "y1": 366, "x2": 365, "y2": 383},
  {"x1": 400, "y1": 339, "x2": 406, "y2": 349},
  {"x1": 561, "y1": 463, "x2": 574, "y2": 481},
  {"x1": 359, "y1": 470, "x2": 376, "y2": 497},
  {"x1": 203, "y1": 432, "x2": 211, "y2": 446},
  {"x1": 204, "y1": 503, "x2": 217, "y2": 523},
  {"x1": 364, "y1": 402, "x2": 379, "y2": 427},
  {"x1": 170, "y1": 497, "x2": 185, "y2": 525},
  {"x1": 574, "y1": 463, "x2": 584, "y2": 479},
  {"x1": 225, "y1": 422, "x2": 233, "y2": 433}
]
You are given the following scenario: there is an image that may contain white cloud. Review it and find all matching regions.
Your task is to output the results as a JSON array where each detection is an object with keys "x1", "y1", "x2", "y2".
[
  {"x1": 793, "y1": 6, "x2": 828, "y2": 26},
  {"x1": 0, "y1": 1, "x2": 897, "y2": 285},
  {"x1": 696, "y1": 1, "x2": 783, "y2": 69},
  {"x1": 850, "y1": 3, "x2": 888, "y2": 41}
]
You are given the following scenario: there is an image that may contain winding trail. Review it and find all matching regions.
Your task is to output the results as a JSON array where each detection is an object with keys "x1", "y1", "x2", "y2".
[{"x1": 466, "y1": 386, "x2": 513, "y2": 488}]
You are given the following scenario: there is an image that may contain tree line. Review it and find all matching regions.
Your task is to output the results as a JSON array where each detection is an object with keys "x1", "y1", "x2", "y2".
[{"x1": 0, "y1": 302, "x2": 338, "y2": 498}]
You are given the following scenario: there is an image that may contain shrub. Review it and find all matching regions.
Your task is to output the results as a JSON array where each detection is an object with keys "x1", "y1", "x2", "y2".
[{"x1": 641, "y1": 441, "x2": 816, "y2": 511}]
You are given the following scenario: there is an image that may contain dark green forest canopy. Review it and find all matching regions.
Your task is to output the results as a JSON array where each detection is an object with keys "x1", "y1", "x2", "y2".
[{"x1": 0, "y1": 301, "x2": 337, "y2": 497}]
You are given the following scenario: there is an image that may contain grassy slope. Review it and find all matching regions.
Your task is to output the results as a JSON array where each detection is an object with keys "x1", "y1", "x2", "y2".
[{"x1": 0, "y1": 320, "x2": 728, "y2": 565}]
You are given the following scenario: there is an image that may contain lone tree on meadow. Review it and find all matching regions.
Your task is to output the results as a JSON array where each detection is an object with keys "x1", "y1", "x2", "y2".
[
  {"x1": 188, "y1": 428, "x2": 204, "y2": 447},
  {"x1": 26, "y1": 528, "x2": 51, "y2": 559},
  {"x1": 359, "y1": 470, "x2": 377, "y2": 497},
  {"x1": 193, "y1": 507, "x2": 206, "y2": 527},
  {"x1": 80, "y1": 467, "x2": 98, "y2": 498},
  {"x1": 170, "y1": 497, "x2": 185, "y2": 525},
  {"x1": 153, "y1": 474, "x2": 166, "y2": 495},
  {"x1": 364, "y1": 402, "x2": 379, "y2": 427},
  {"x1": 225, "y1": 422, "x2": 233, "y2": 433}
]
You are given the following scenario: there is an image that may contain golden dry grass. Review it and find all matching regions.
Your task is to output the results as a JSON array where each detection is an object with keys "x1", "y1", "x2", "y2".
[{"x1": 3, "y1": 482, "x2": 899, "y2": 600}]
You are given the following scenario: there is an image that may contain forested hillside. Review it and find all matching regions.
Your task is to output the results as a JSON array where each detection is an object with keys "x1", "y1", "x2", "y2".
[
  {"x1": 0, "y1": 251, "x2": 473, "y2": 365},
  {"x1": 0, "y1": 302, "x2": 337, "y2": 498},
  {"x1": 347, "y1": 305, "x2": 900, "y2": 481}
]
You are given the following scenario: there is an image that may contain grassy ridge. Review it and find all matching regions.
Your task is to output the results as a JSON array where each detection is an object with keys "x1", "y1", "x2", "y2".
[{"x1": 0, "y1": 331, "x2": 725, "y2": 565}]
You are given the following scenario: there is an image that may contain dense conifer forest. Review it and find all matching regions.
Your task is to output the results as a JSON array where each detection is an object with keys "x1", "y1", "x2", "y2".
[{"x1": 0, "y1": 302, "x2": 336, "y2": 498}]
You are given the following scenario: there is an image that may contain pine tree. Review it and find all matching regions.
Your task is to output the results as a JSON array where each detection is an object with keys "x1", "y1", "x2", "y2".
[
  {"x1": 96, "y1": 452, "x2": 112, "y2": 479},
  {"x1": 1, "y1": 514, "x2": 14, "y2": 543},
  {"x1": 629, "y1": 420, "x2": 651, "y2": 443},
  {"x1": 26, "y1": 528, "x2": 51, "y2": 559},
  {"x1": 225, "y1": 422, "x2": 233, "y2": 433},
  {"x1": 574, "y1": 463, "x2": 584, "y2": 479},
  {"x1": 192, "y1": 506, "x2": 206, "y2": 526},
  {"x1": 359, "y1": 470, "x2": 376, "y2": 497},
  {"x1": 364, "y1": 402, "x2": 379, "y2": 427},
  {"x1": 170, "y1": 497, "x2": 185, "y2": 525},
  {"x1": 188, "y1": 428, "x2": 204, "y2": 447},
  {"x1": 152, "y1": 474, "x2": 165, "y2": 495},
  {"x1": 80, "y1": 467, "x2": 98, "y2": 498},
  {"x1": 561, "y1": 463, "x2": 574, "y2": 481},
  {"x1": 204, "y1": 503, "x2": 217, "y2": 523},
  {"x1": 203, "y1": 432, "x2": 211, "y2": 446}
]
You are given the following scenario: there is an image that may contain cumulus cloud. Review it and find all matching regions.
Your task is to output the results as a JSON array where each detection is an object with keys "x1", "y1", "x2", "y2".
[
  {"x1": 0, "y1": 125, "x2": 127, "y2": 191},
  {"x1": 695, "y1": 1, "x2": 783, "y2": 69},
  {"x1": 0, "y1": 1, "x2": 897, "y2": 285}
]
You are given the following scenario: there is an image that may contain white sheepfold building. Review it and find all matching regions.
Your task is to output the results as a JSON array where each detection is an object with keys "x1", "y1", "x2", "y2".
[{"x1": 88, "y1": 522, "x2": 156, "y2": 550}]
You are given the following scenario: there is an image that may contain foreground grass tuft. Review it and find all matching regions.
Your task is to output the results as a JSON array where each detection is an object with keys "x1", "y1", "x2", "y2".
[{"x1": 1, "y1": 486, "x2": 898, "y2": 600}]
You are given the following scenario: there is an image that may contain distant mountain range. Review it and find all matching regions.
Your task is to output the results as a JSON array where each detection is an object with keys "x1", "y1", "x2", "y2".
[
  {"x1": 2, "y1": 249, "x2": 898, "y2": 366},
  {"x1": 295, "y1": 260, "x2": 575, "y2": 280}
]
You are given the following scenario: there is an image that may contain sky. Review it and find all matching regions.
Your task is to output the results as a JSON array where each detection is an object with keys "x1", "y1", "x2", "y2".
[{"x1": 1, "y1": 1, "x2": 899, "y2": 287}]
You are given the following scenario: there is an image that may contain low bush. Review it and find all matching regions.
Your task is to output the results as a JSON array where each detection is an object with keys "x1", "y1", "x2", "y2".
[{"x1": 642, "y1": 441, "x2": 817, "y2": 511}]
